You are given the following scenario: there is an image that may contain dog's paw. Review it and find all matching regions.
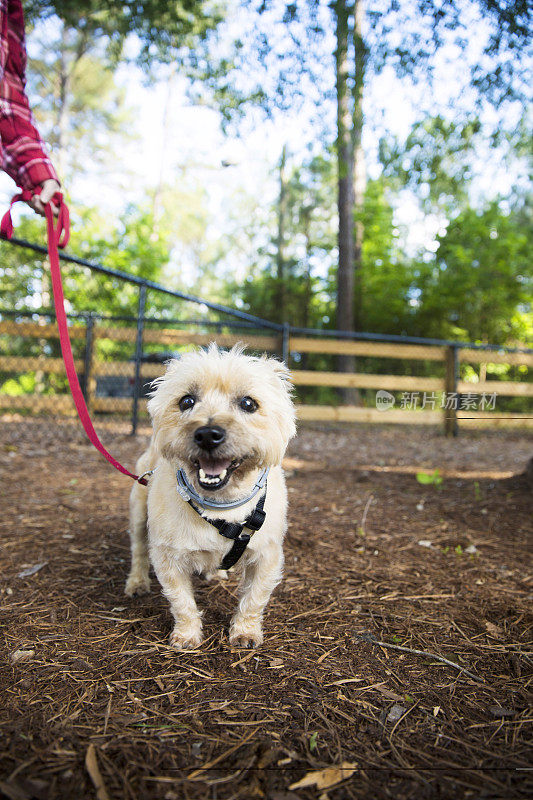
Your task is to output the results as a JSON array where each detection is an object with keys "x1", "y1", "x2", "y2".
[
  {"x1": 169, "y1": 625, "x2": 203, "y2": 650},
  {"x1": 229, "y1": 619, "x2": 263, "y2": 649},
  {"x1": 125, "y1": 573, "x2": 150, "y2": 597}
]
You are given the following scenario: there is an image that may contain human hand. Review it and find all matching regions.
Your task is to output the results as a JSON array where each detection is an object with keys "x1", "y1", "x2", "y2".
[{"x1": 28, "y1": 179, "x2": 61, "y2": 216}]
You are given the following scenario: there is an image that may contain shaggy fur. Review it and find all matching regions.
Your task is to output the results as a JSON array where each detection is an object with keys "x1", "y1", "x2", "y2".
[{"x1": 125, "y1": 345, "x2": 296, "y2": 649}]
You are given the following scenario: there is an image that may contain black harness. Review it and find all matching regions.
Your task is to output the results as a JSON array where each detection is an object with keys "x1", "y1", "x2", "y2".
[{"x1": 186, "y1": 491, "x2": 267, "y2": 570}]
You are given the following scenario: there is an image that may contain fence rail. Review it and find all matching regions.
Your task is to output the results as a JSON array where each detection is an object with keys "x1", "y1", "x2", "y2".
[{"x1": 1, "y1": 316, "x2": 531, "y2": 434}]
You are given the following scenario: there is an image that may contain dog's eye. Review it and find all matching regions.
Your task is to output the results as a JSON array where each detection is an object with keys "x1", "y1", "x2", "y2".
[
  {"x1": 239, "y1": 396, "x2": 258, "y2": 413},
  {"x1": 178, "y1": 394, "x2": 196, "y2": 412}
]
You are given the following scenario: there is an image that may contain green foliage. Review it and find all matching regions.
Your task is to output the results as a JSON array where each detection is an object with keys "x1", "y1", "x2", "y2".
[
  {"x1": 0, "y1": 216, "x2": 47, "y2": 308},
  {"x1": 24, "y1": 1, "x2": 224, "y2": 67},
  {"x1": 237, "y1": 152, "x2": 337, "y2": 329},
  {"x1": 419, "y1": 201, "x2": 532, "y2": 344},
  {"x1": 2, "y1": 374, "x2": 36, "y2": 396},
  {"x1": 380, "y1": 117, "x2": 482, "y2": 215},
  {"x1": 0, "y1": 204, "x2": 171, "y2": 317},
  {"x1": 416, "y1": 469, "x2": 443, "y2": 487},
  {"x1": 356, "y1": 179, "x2": 422, "y2": 335},
  {"x1": 29, "y1": 44, "x2": 133, "y2": 180}
]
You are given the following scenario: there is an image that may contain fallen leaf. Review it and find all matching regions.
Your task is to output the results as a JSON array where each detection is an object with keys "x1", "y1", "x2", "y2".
[
  {"x1": 317, "y1": 647, "x2": 338, "y2": 664},
  {"x1": 375, "y1": 686, "x2": 403, "y2": 702},
  {"x1": 484, "y1": 621, "x2": 504, "y2": 638},
  {"x1": 10, "y1": 649, "x2": 35, "y2": 664},
  {"x1": 18, "y1": 562, "x2": 47, "y2": 578},
  {"x1": 289, "y1": 762, "x2": 357, "y2": 791},
  {"x1": 257, "y1": 746, "x2": 281, "y2": 768},
  {"x1": 386, "y1": 704, "x2": 407, "y2": 723}
]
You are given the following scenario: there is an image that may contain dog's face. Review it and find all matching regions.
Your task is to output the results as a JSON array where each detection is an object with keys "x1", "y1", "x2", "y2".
[{"x1": 148, "y1": 345, "x2": 296, "y2": 500}]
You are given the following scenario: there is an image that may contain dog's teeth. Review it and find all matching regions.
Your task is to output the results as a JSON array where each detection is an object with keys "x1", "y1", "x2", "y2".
[
  {"x1": 198, "y1": 466, "x2": 228, "y2": 486},
  {"x1": 200, "y1": 475, "x2": 221, "y2": 484}
]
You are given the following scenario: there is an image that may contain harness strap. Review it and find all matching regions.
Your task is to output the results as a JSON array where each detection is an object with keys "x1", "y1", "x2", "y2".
[
  {"x1": 187, "y1": 491, "x2": 267, "y2": 570},
  {"x1": 1, "y1": 190, "x2": 148, "y2": 485}
]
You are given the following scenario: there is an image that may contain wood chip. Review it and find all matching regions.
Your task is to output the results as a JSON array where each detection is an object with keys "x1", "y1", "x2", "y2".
[
  {"x1": 85, "y1": 744, "x2": 110, "y2": 800},
  {"x1": 17, "y1": 562, "x2": 47, "y2": 578},
  {"x1": 10, "y1": 649, "x2": 35, "y2": 665},
  {"x1": 289, "y1": 762, "x2": 357, "y2": 790}
]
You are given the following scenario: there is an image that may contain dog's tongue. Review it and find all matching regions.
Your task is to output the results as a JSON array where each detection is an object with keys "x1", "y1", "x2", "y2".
[{"x1": 198, "y1": 456, "x2": 232, "y2": 476}]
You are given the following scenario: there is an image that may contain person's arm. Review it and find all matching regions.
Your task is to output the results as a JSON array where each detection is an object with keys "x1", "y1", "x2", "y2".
[{"x1": 0, "y1": 0, "x2": 59, "y2": 213}]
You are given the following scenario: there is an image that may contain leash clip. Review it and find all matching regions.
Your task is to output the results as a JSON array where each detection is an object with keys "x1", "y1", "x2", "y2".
[{"x1": 137, "y1": 467, "x2": 157, "y2": 485}]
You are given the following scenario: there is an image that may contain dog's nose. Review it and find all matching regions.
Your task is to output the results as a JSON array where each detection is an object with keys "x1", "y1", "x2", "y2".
[{"x1": 194, "y1": 425, "x2": 226, "y2": 450}]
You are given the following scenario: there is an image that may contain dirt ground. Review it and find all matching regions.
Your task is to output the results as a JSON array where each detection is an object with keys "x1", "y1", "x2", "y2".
[{"x1": 1, "y1": 418, "x2": 532, "y2": 800}]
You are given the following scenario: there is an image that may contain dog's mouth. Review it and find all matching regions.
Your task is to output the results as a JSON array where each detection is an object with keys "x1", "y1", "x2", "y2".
[{"x1": 193, "y1": 456, "x2": 243, "y2": 491}]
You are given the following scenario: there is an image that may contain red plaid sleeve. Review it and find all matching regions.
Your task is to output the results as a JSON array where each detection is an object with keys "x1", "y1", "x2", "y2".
[{"x1": 0, "y1": 0, "x2": 58, "y2": 190}]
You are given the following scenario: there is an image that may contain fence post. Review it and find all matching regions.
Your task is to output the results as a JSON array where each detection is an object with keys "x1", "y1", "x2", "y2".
[
  {"x1": 131, "y1": 284, "x2": 147, "y2": 436},
  {"x1": 281, "y1": 322, "x2": 290, "y2": 365},
  {"x1": 82, "y1": 314, "x2": 95, "y2": 410},
  {"x1": 444, "y1": 344, "x2": 459, "y2": 437}
]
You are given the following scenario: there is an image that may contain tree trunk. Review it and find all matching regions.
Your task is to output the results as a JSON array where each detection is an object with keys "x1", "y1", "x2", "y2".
[
  {"x1": 55, "y1": 24, "x2": 69, "y2": 178},
  {"x1": 352, "y1": 0, "x2": 365, "y2": 330},
  {"x1": 276, "y1": 145, "x2": 288, "y2": 324},
  {"x1": 152, "y1": 64, "x2": 177, "y2": 231},
  {"x1": 335, "y1": 0, "x2": 358, "y2": 403},
  {"x1": 55, "y1": 23, "x2": 89, "y2": 178},
  {"x1": 301, "y1": 205, "x2": 312, "y2": 370}
]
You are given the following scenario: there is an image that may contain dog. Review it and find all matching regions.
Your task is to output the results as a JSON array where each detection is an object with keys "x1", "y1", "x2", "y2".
[{"x1": 125, "y1": 344, "x2": 296, "y2": 649}]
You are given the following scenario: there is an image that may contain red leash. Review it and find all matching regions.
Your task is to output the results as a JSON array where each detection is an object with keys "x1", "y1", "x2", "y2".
[{"x1": 1, "y1": 190, "x2": 148, "y2": 485}]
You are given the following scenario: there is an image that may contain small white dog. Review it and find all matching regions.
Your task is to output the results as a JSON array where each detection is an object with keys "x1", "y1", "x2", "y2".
[{"x1": 125, "y1": 345, "x2": 296, "y2": 649}]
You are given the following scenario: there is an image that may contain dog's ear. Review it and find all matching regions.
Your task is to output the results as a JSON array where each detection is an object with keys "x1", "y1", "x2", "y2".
[
  {"x1": 147, "y1": 357, "x2": 181, "y2": 423},
  {"x1": 261, "y1": 355, "x2": 292, "y2": 384}
]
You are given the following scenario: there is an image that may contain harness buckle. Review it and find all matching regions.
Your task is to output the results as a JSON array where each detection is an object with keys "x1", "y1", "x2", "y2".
[
  {"x1": 246, "y1": 507, "x2": 266, "y2": 531},
  {"x1": 217, "y1": 521, "x2": 244, "y2": 540}
]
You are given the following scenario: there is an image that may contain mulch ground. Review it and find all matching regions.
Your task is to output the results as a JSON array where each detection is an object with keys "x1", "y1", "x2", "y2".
[{"x1": 1, "y1": 418, "x2": 532, "y2": 800}]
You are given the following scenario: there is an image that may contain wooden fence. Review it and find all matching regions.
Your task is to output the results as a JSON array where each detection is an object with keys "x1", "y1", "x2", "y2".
[{"x1": 1, "y1": 318, "x2": 532, "y2": 433}]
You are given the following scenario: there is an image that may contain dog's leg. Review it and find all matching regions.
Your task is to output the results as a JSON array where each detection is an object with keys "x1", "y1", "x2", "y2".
[
  {"x1": 229, "y1": 544, "x2": 283, "y2": 648},
  {"x1": 151, "y1": 552, "x2": 203, "y2": 649},
  {"x1": 125, "y1": 483, "x2": 151, "y2": 597},
  {"x1": 202, "y1": 568, "x2": 229, "y2": 582}
]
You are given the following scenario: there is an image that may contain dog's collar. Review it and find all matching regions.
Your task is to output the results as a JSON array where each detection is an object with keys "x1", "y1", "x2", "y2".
[
  {"x1": 185, "y1": 490, "x2": 267, "y2": 570},
  {"x1": 176, "y1": 466, "x2": 269, "y2": 511}
]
